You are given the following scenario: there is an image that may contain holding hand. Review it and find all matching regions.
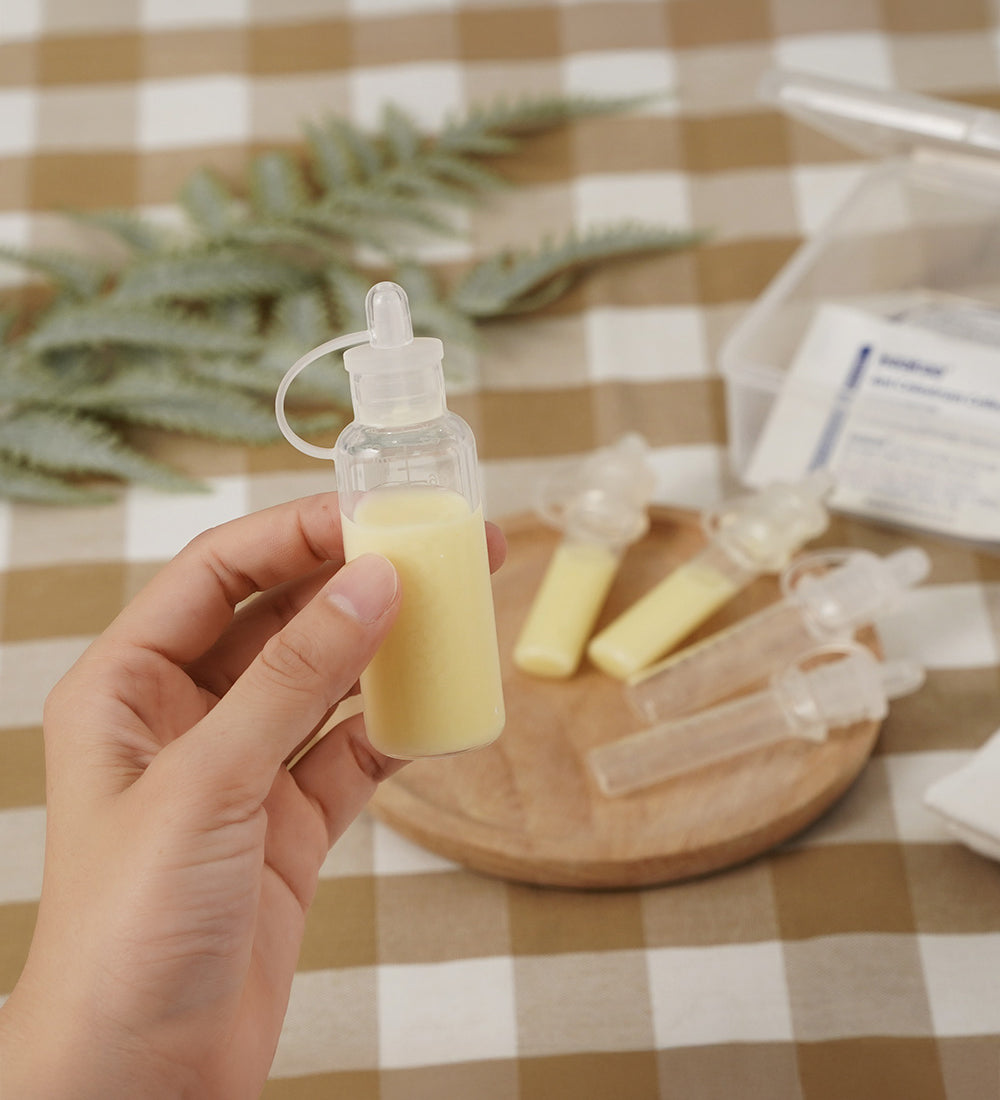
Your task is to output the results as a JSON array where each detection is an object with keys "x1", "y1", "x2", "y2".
[{"x1": 0, "y1": 492, "x2": 505, "y2": 1100}]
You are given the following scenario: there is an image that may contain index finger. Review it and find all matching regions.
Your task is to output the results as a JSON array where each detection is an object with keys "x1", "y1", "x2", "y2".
[
  {"x1": 99, "y1": 493, "x2": 346, "y2": 665},
  {"x1": 98, "y1": 493, "x2": 508, "y2": 670}
]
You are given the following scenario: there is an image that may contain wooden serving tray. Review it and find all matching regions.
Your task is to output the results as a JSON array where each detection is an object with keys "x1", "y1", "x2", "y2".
[{"x1": 369, "y1": 506, "x2": 881, "y2": 889}]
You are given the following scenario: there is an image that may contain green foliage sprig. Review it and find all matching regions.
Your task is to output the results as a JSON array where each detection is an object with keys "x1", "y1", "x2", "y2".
[{"x1": 0, "y1": 93, "x2": 705, "y2": 504}]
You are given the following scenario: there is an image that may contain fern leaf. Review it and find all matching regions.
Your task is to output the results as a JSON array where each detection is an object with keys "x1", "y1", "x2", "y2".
[
  {"x1": 391, "y1": 262, "x2": 480, "y2": 347},
  {"x1": 218, "y1": 219, "x2": 346, "y2": 260},
  {"x1": 26, "y1": 304, "x2": 262, "y2": 355},
  {"x1": 304, "y1": 116, "x2": 383, "y2": 185},
  {"x1": 433, "y1": 130, "x2": 518, "y2": 156},
  {"x1": 320, "y1": 185, "x2": 458, "y2": 236},
  {"x1": 339, "y1": 119, "x2": 384, "y2": 180},
  {"x1": 0, "y1": 409, "x2": 200, "y2": 490},
  {"x1": 179, "y1": 168, "x2": 242, "y2": 236},
  {"x1": 0, "y1": 245, "x2": 109, "y2": 299},
  {"x1": 0, "y1": 452, "x2": 116, "y2": 504},
  {"x1": 67, "y1": 366, "x2": 282, "y2": 442},
  {"x1": 292, "y1": 202, "x2": 396, "y2": 251},
  {"x1": 324, "y1": 267, "x2": 370, "y2": 332},
  {"x1": 64, "y1": 209, "x2": 169, "y2": 253},
  {"x1": 111, "y1": 248, "x2": 307, "y2": 304},
  {"x1": 0, "y1": 353, "x2": 63, "y2": 403},
  {"x1": 440, "y1": 92, "x2": 655, "y2": 146},
  {"x1": 451, "y1": 223, "x2": 706, "y2": 317},
  {"x1": 250, "y1": 151, "x2": 310, "y2": 218},
  {"x1": 274, "y1": 289, "x2": 330, "y2": 347},
  {"x1": 305, "y1": 118, "x2": 360, "y2": 190},
  {"x1": 419, "y1": 151, "x2": 508, "y2": 193},
  {"x1": 255, "y1": 339, "x2": 352, "y2": 404},
  {"x1": 209, "y1": 298, "x2": 260, "y2": 334},
  {"x1": 382, "y1": 102, "x2": 422, "y2": 163}
]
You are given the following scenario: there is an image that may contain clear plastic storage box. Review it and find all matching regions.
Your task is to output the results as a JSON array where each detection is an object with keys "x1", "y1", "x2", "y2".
[{"x1": 720, "y1": 69, "x2": 1000, "y2": 545}]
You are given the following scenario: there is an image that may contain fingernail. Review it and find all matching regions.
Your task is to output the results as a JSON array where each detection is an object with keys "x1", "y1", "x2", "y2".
[{"x1": 324, "y1": 554, "x2": 397, "y2": 624}]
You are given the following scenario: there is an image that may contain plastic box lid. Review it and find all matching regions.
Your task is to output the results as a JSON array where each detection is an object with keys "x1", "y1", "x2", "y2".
[
  {"x1": 757, "y1": 67, "x2": 1000, "y2": 161},
  {"x1": 719, "y1": 69, "x2": 1000, "y2": 546}
]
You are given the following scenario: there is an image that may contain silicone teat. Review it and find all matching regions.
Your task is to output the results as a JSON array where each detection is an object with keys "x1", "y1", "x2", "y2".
[
  {"x1": 783, "y1": 546, "x2": 931, "y2": 637},
  {"x1": 539, "y1": 433, "x2": 657, "y2": 547},
  {"x1": 367, "y1": 280, "x2": 413, "y2": 348},
  {"x1": 774, "y1": 643, "x2": 925, "y2": 738},
  {"x1": 706, "y1": 470, "x2": 834, "y2": 573},
  {"x1": 276, "y1": 279, "x2": 440, "y2": 457},
  {"x1": 342, "y1": 282, "x2": 445, "y2": 427}
]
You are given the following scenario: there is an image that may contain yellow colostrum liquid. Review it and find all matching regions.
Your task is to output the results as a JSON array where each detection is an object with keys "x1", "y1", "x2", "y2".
[
  {"x1": 342, "y1": 485, "x2": 505, "y2": 759},
  {"x1": 513, "y1": 540, "x2": 620, "y2": 678},
  {"x1": 586, "y1": 558, "x2": 741, "y2": 680}
]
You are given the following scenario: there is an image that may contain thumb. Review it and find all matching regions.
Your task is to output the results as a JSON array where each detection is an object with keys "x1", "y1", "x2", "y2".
[{"x1": 162, "y1": 553, "x2": 399, "y2": 809}]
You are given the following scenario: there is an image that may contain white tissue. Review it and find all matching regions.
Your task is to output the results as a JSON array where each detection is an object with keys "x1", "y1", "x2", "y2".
[{"x1": 924, "y1": 728, "x2": 1000, "y2": 862}]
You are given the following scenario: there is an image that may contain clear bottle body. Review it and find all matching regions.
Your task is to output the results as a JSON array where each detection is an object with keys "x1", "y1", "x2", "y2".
[
  {"x1": 589, "y1": 689, "x2": 798, "y2": 797},
  {"x1": 335, "y1": 413, "x2": 505, "y2": 759},
  {"x1": 625, "y1": 599, "x2": 820, "y2": 723}
]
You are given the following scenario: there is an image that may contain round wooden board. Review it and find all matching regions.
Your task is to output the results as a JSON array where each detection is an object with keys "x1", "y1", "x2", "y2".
[{"x1": 369, "y1": 505, "x2": 882, "y2": 889}]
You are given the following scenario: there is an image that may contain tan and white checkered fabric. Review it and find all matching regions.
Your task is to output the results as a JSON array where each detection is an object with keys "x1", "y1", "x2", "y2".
[{"x1": 2, "y1": 1, "x2": 1000, "y2": 1097}]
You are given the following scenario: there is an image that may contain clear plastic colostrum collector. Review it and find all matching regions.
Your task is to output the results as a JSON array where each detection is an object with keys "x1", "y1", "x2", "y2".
[
  {"x1": 513, "y1": 433, "x2": 657, "y2": 679},
  {"x1": 275, "y1": 280, "x2": 505, "y2": 760},
  {"x1": 625, "y1": 544, "x2": 931, "y2": 724},
  {"x1": 589, "y1": 643, "x2": 925, "y2": 798},
  {"x1": 586, "y1": 471, "x2": 835, "y2": 681}
]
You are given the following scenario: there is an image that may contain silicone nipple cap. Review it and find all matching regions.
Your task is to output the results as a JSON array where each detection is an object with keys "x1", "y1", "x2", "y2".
[
  {"x1": 539, "y1": 433, "x2": 658, "y2": 547},
  {"x1": 707, "y1": 470, "x2": 834, "y2": 572},
  {"x1": 775, "y1": 643, "x2": 925, "y2": 735},
  {"x1": 784, "y1": 545, "x2": 931, "y2": 635},
  {"x1": 342, "y1": 282, "x2": 445, "y2": 425},
  {"x1": 367, "y1": 281, "x2": 413, "y2": 348}
]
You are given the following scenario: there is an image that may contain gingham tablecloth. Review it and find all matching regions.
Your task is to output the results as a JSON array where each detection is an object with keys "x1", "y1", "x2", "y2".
[{"x1": 3, "y1": 2, "x2": 1000, "y2": 1097}]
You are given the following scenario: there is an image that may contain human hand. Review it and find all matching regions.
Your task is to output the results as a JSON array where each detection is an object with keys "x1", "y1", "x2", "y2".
[{"x1": 0, "y1": 492, "x2": 506, "y2": 1100}]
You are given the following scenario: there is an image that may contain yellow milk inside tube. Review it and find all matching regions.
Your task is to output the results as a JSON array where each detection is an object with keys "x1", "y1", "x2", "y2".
[
  {"x1": 341, "y1": 485, "x2": 505, "y2": 758},
  {"x1": 586, "y1": 559, "x2": 740, "y2": 680},
  {"x1": 514, "y1": 540, "x2": 620, "y2": 678}
]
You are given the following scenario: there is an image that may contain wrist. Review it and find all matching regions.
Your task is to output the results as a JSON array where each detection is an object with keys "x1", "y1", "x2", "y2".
[{"x1": 0, "y1": 977, "x2": 190, "y2": 1100}]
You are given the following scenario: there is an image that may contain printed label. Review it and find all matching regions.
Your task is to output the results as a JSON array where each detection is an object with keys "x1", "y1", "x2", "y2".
[{"x1": 744, "y1": 303, "x2": 1000, "y2": 542}]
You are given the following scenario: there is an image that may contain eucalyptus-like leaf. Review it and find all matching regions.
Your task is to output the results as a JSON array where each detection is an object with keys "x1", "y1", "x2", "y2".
[
  {"x1": 420, "y1": 151, "x2": 508, "y2": 193},
  {"x1": 110, "y1": 248, "x2": 308, "y2": 303},
  {"x1": 442, "y1": 92, "x2": 655, "y2": 141},
  {"x1": 0, "y1": 350, "x2": 64, "y2": 403},
  {"x1": 177, "y1": 352, "x2": 315, "y2": 399},
  {"x1": 0, "y1": 90, "x2": 704, "y2": 504},
  {"x1": 292, "y1": 202, "x2": 396, "y2": 252},
  {"x1": 324, "y1": 267, "x2": 372, "y2": 332},
  {"x1": 451, "y1": 223, "x2": 706, "y2": 317},
  {"x1": 66, "y1": 365, "x2": 283, "y2": 442},
  {"x1": 64, "y1": 209, "x2": 169, "y2": 253},
  {"x1": 319, "y1": 186, "x2": 458, "y2": 237},
  {"x1": 337, "y1": 118, "x2": 384, "y2": 180},
  {"x1": 382, "y1": 103, "x2": 422, "y2": 163},
  {"x1": 0, "y1": 452, "x2": 117, "y2": 504},
  {"x1": 0, "y1": 408, "x2": 200, "y2": 489},
  {"x1": 0, "y1": 245, "x2": 109, "y2": 300},
  {"x1": 274, "y1": 289, "x2": 331, "y2": 347},
  {"x1": 250, "y1": 152, "x2": 311, "y2": 218},
  {"x1": 219, "y1": 219, "x2": 346, "y2": 261},
  {"x1": 180, "y1": 168, "x2": 242, "y2": 236},
  {"x1": 27, "y1": 303, "x2": 262, "y2": 355},
  {"x1": 305, "y1": 118, "x2": 360, "y2": 191}
]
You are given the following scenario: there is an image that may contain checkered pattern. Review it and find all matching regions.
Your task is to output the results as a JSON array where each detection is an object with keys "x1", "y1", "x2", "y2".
[{"x1": 3, "y1": 1, "x2": 1000, "y2": 1096}]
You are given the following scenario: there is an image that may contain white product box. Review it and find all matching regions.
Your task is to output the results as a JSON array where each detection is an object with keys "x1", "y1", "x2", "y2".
[{"x1": 721, "y1": 69, "x2": 1000, "y2": 545}]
